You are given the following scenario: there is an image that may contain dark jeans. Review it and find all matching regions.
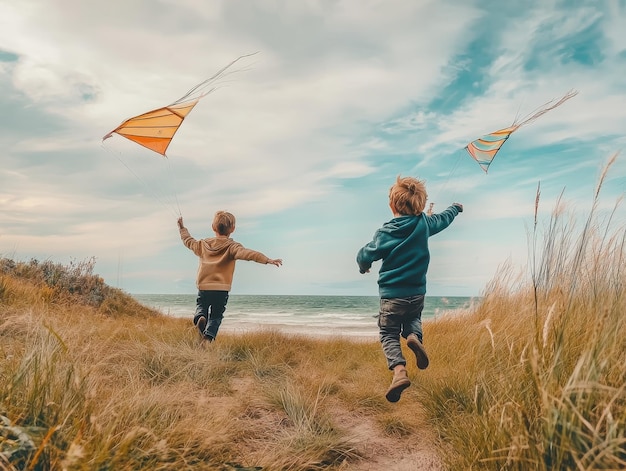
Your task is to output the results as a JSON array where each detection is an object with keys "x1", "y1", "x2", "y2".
[
  {"x1": 194, "y1": 290, "x2": 229, "y2": 339},
  {"x1": 378, "y1": 295, "x2": 425, "y2": 370}
]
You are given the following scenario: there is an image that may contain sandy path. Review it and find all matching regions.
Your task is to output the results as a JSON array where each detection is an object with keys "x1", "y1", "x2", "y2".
[
  {"x1": 330, "y1": 403, "x2": 444, "y2": 471},
  {"x1": 226, "y1": 377, "x2": 445, "y2": 471}
]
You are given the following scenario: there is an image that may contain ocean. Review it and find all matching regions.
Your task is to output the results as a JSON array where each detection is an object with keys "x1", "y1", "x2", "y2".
[{"x1": 132, "y1": 294, "x2": 478, "y2": 338}]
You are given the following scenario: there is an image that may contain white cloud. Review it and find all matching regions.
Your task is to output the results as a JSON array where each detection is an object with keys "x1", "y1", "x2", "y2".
[{"x1": 1, "y1": 0, "x2": 624, "y2": 296}]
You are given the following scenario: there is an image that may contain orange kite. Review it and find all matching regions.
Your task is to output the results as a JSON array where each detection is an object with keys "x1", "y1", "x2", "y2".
[{"x1": 103, "y1": 54, "x2": 256, "y2": 156}]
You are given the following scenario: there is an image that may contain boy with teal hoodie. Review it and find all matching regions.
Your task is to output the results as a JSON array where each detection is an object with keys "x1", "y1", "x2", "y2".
[{"x1": 357, "y1": 176, "x2": 463, "y2": 402}]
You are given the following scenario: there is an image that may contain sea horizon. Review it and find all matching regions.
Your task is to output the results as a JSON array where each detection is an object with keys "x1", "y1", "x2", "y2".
[{"x1": 132, "y1": 293, "x2": 480, "y2": 338}]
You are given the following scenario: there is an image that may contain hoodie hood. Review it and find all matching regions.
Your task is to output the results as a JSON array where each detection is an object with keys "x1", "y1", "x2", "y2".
[
  {"x1": 379, "y1": 215, "x2": 421, "y2": 238},
  {"x1": 201, "y1": 237, "x2": 233, "y2": 253}
]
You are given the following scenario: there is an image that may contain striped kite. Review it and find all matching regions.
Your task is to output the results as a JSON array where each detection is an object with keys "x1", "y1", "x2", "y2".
[
  {"x1": 103, "y1": 53, "x2": 256, "y2": 157},
  {"x1": 465, "y1": 90, "x2": 578, "y2": 173}
]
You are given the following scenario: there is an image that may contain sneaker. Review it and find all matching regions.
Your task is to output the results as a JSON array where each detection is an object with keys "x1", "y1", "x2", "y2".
[
  {"x1": 385, "y1": 368, "x2": 411, "y2": 403},
  {"x1": 196, "y1": 316, "x2": 207, "y2": 338},
  {"x1": 407, "y1": 334, "x2": 429, "y2": 370}
]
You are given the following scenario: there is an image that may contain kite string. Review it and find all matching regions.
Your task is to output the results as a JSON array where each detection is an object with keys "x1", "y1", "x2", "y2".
[
  {"x1": 427, "y1": 149, "x2": 464, "y2": 214},
  {"x1": 165, "y1": 156, "x2": 182, "y2": 217},
  {"x1": 439, "y1": 150, "x2": 463, "y2": 196},
  {"x1": 100, "y1": 143, "x2": 181, "y2": 219}
]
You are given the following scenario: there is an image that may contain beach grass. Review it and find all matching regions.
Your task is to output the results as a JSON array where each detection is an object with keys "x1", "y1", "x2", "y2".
[
  {"x1": 1, "y1": 159, "x2": 625, "y2": 470},
  {"x1": 418, "y1": 156, "x2": 626, "y2": 470}
]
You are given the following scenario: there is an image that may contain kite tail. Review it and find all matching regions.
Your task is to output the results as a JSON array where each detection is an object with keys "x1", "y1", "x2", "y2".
[
  {"x1": 513, "y1": 89, "x2": 579, "y2": 129},
  {"x1": 172, "y1": 52, "x2": 259, "y2": 105}
]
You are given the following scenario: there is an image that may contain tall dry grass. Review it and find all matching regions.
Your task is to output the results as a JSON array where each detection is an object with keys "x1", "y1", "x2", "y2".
[
  {"x1": 418, "y1": 155, "x2": 626, "y2": 470},
  {"x1": 1, "y1": 258, "x2": 422, "y2": 470}
]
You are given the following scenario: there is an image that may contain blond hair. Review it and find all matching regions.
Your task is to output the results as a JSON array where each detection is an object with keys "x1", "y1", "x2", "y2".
[
  {"x1": 212, "y1": 211, "x2": 236, "y2": 236},
  {"x1": 389, "y1": 176, "x2": 427, "y2": 216}
]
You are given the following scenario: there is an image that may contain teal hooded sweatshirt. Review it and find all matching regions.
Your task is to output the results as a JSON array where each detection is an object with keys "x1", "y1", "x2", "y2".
[{"x1": 356, "y1": 204, "x2": 462, "y2": 298}]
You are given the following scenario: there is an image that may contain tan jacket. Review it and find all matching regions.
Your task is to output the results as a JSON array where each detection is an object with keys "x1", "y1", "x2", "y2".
[{"x1": 179, "y1": 228, "x2": 270, "y2": 291}]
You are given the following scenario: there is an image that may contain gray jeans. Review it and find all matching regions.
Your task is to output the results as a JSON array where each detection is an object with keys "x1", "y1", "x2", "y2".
[{"x1": 378, "y1": 295, "x2": 425, "y2": 370}]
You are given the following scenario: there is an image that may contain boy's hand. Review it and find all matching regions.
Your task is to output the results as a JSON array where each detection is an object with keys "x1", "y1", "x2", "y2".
[
  {"x1": 267, "y1": 259, "x2": 283, "y2": 267},
  {"x1": 453, "y1": 203, "x2": 463, "y2": 212},
  {"x1": 177, "y1": 217, "x2": 184, "y2": 229}
]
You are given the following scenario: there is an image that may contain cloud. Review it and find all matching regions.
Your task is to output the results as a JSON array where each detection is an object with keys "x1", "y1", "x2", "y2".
[{"x1": 1, "y1": 0, "x2": 624, "y2": 296}]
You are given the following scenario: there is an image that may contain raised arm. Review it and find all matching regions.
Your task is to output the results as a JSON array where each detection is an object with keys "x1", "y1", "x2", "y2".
[
  {"x1": 426, "y1": 203, "x2": 463, "y2": 236},
  {"x1": 177, "y1": 217, "x2": 203, "y2": 255}
]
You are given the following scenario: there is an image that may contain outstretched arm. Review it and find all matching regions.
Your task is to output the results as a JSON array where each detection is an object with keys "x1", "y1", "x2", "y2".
[
  {"x1": 230, "y1": 244, "x2": 282, "y2": 266},
  {"x1": 427, "y1": 203, "x2": 463, "y2": 236}
]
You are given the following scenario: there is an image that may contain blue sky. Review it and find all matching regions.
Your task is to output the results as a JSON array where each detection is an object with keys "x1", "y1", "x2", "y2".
[{"x1": 1, "y1": 0, "x2": 624, "y2": 297}]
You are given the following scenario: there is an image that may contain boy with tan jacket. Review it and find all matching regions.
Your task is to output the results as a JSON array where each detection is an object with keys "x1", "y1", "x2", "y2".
[{"x1": 178, "y1": 211, "x2": 282, "y2": 341}]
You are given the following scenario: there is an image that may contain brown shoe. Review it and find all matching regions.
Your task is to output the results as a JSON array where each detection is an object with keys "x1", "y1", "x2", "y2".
[
  {"x1": 385, "y1": 368, "x2": 411, "y2": 403},
  {"x1": 407, "y1": 334, "x2": 429, "y2": 370}
]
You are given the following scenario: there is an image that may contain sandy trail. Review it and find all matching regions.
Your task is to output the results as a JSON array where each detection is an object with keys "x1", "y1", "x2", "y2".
[
  {"x1": 330, "y1": 402, "x2": 444, "y2": 471},
  {"x1": 224, "y1": 377, "x2": 445, "y2": 471}
]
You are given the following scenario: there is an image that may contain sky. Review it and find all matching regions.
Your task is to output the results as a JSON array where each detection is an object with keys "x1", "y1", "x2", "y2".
[{"x1": 1, "y1": 0, "x2": 625, "y2": 297}]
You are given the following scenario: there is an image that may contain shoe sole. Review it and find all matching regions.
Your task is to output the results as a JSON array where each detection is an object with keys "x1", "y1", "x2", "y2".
[
  {"x1": 407, "y1": 336, "x2": 429, "y2": 370},
  {"x1": 385, "y1": 377, "x2": 411, "y2": 403}
]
